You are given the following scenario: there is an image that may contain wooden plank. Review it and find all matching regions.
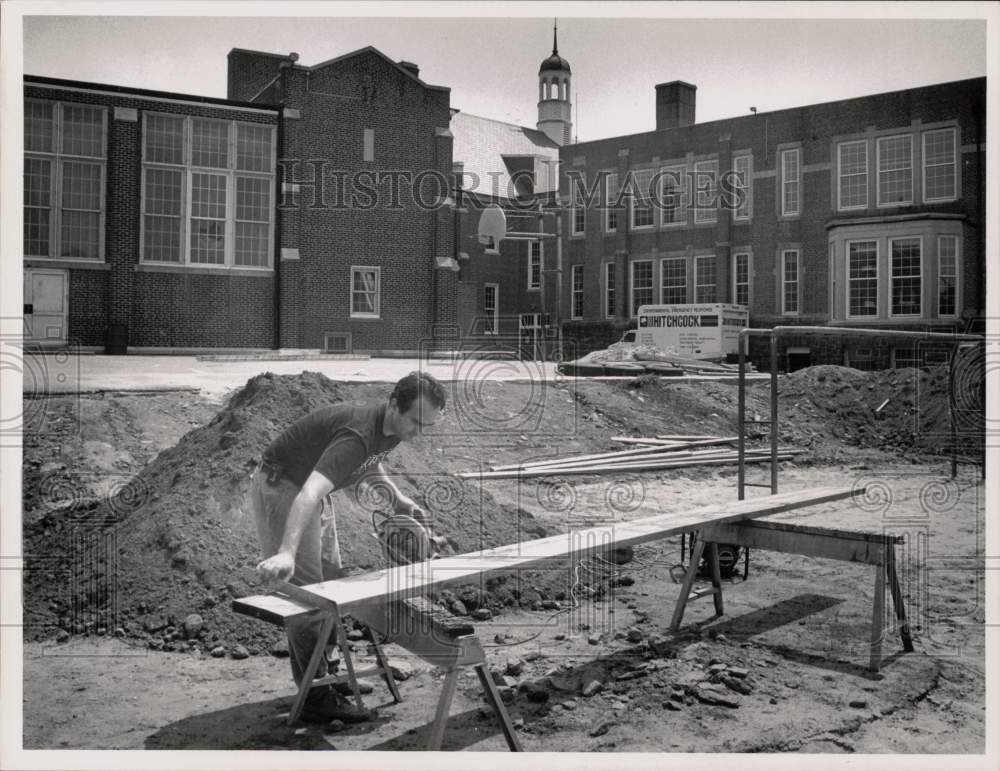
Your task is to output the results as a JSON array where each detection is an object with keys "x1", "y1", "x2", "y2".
[
  {"x1": 459, "y1": 453, "x2": 795, "y2": 479},
  {"x1": 232, "y1": 593, "x2": 318, "y2": 625},
  {"x1": 701, "y1": 522, "x2": 894, "y2": 565},
  {"x1": 612, "y1": 437, "x2": 737, "y2": 448},
  {"x1": 284, "y1": 486, "x2": 861, "y2": 614},
  {"x1": 494, "y1": 445, "x2": 788, "y2": 473},
  {"x1": 724, "y1": 519, "x2": 905, "y2": 544}
]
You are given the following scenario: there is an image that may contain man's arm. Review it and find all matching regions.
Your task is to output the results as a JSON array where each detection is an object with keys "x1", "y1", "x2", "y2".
[
  {"x1": 256, "y1": 470, "x2": 335, "y2": 581},
  {"x1": 369, "y1": 462, "x2": 425, "y2": 523}
]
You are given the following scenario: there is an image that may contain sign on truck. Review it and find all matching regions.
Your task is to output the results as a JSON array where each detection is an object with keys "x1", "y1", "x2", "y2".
[{"x1": 621, "y1": 304, "x2": 749, "y2": 359}]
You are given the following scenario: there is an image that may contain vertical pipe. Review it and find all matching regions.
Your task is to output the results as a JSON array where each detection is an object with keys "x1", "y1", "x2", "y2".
[
  {"x1": 950, "y1": 344, "x2": 958, "y2": 478},
  {"x1": 770, "y1": 333, "x2": 779, "y2": 494},
  {"x1": 737, "y1": 330, "x2": 746, "y2": 500}
]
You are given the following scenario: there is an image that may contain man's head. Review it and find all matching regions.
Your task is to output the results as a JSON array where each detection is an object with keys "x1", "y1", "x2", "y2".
[{"x1": 386, "y1": 371, "x2": 447, "y2": 441}]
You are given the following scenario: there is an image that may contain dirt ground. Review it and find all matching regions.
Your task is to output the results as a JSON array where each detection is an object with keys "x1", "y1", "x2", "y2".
[{"x1": 19, "y1": 367, "x2": 986, "y2": 754}]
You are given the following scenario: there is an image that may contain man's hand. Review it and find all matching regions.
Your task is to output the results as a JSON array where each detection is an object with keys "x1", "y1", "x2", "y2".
[
  {"x1": 257, "y1": 551, "x2": 295, "y2": 581},
  {"x1": 395, "y1": 498, "x2": 427, "y2": 526}
]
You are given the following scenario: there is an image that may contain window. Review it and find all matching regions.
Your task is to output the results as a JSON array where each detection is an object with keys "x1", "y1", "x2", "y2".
[
  {"x1": 24, "y1": 99, "x2": 106, "y2": 260},
  {"x1": 847, "y1": 240, "x2": 878, "y2": 318},
  {"x1": 659, "y1": 165, "x2": 687, "y2": 226},
  {"x1": 141, "y1": 114, "x2": 276, "y2": 268},
  {"x1": 938, "y1": 236, "x2": 958, "y2": 316},
  {"x1": 605, "y1": 172, "x2": 619, "y2": 233},
  {"x1": 693, "y1": 160, "x2": 718, "y2": 224},
  {"x1": 605, "y1": 262, "x2": 616, "y2": 319},
  {"x1": 630, "y1": 260, "x2": 653, "y2": 316},
  {"x1": 570, "y1": 181, "x2": 586, "y2": 235},
  {"x1": 661, "y1": 257, "x2": 686, "y2": 304},
  {"x1": 780, "y1": 148, "x2": 800, "y2": 217},
  {"x1": 528, "y1": 240, "x2": 542, "y2": 290},
  {"x1": 733, "y1": 252, "x2": 750, "y2": 306},
  {"x1": 923, "y1": 128, "x2": 957, "y2": 202},
  {"x1": 363, "y1": 128, "x2": 375, "y2": 162},
  {"x1": 571, "y1": 265, "x2": 584, "y2": 319},
  {"x1": 838, "y1": 140, "x2": 868, "y2": 210},
  {"x1": 630, "y1": 169, "x2": 655, "y2": 228},
  {"x1": 781, "y1": 249, "x2": 799, "y2": 315},
  {"x1": 483, "y1": 283, "x2": 498, "y2": 334},
  {"x1": 732, "y1": 155, "x2": 751, "y2": 220},
  {"x1": 877, "y1": 135, "x2": 913, "y2": 206},
  {"x1": 351, "y1": 266, "x2": 381, "y2": 318},
  {"x1": 694, "y1": 255, "x2": 716, "y2": 303},
  {"x1": 890, "y1": 237, "x2": 921, "y2": 316}
]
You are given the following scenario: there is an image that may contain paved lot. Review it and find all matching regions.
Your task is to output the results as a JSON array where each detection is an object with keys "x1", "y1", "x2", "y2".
[{"x1": 21, "y1": 354, "x2": 560, "y2": 398}]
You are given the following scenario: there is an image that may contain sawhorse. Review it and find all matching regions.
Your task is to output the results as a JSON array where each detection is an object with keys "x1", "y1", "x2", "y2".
[
  {"x1": 234, "y1": 585, "x2": 522, "y2": 751},
  {"x1": 669, "y1": 519, "x2": 914, "y2": 672}
]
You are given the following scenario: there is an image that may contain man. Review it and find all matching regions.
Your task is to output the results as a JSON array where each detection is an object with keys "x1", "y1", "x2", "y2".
[{"x1": 252, "y1": 371, "x2": 447, "y2": 724}]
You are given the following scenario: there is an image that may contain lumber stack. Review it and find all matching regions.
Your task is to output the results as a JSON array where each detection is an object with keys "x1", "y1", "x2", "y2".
[{"x1": 457, "y1": 435, "x2": 799, "y2": 480}]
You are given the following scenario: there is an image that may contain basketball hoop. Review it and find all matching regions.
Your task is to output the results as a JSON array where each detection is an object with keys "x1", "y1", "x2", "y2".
[{"x1": 477, "y1": 204, "x2": 507, "y2": 256}]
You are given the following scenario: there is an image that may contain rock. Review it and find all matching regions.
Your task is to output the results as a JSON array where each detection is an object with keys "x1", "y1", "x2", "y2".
[
  {"x1": 664, "y1": 700, "x2": 682, "y2": 711},
  {"x1": 554, "y1": 633, "x2": 567, "y2": 641},
  {"x1": 849, "y1": 699, "x2": 868, "y2": 709},
  {"x1": 722, "y1": 675, "x2": 753, "y2": 695},
  {"x1": 695, "y1": 683, "x2": 741, "y2": 708},
  {"x1": 648, "y1": 636, "x2": 676, "y2": 658},
  {"x1": 614, "y1": 630, "x2": 627, "y2": 640},
  {"x1": 562, "y1": 699, "x2": 577, "y2": 710},
  {"x1": 626, "y1": 627, "x2": 643, "y2": 643},
  {"x1": 581, "y1": 680, "x2": 604, "y2": 697},
  {"x1": 502, "y1": 675, "x2": 519, "y2": 689},
  {"x1": 182, "y1": 613, "x2": 203, "y2": 638},
  {"x1": 497, "y1": 686, "x2": 515, "y2": 704},
  {"x1": 327, "y1": 719, "x2": 345, "y2": 733},
  {"x1": 56, "y1": 630, "x2": 70, "y2": 643},
  {"x1": 541, "y1": 600, "x2": 560, "y2": 610},
  {"x1": 96, "y1": 627, "x2": 107, "y2": 636},
  {"x1": 148, "y1": 637, "x2": 164, "y2": 650},
  {"x1": 143, "y1": 615, "x2": 167, "y2": 633},
  {"x1": 617, "y1": 575, "x2": 636, "y2": 587},
  {"x1": 471, "y1": 608, "x2": 492, "y2": 621},
  {"x1": 589, "y1": 721, "x2": 614, "y2": 737},
  {"x1": 505, "y1": 658, "x2": 525, "y2": 677},
  {"x1": 715, "y1": 633, "x2": 731, "y2": 644},
  {"x1": 113, "y1": 627, "x2": 126, "y2": 638},
  {"x1": 450, "y1": 599, "x2": 468, "y2": 616},
  {"x1": 587, "y1": 635, "x2": 602, "y2": 645},
  {"x1": 669, "y1": 690, "x2": 685, "y2": 703},
  {"x1": 513, "y1": 717, "x2": 525, "y2": 730},
  {"x1": 269, "y1": 639, "x2": 289, "y2": 657},
  {"x1": 210, "y1": 646, "x2": 226, "y2": 658},
  {"x1": 491, "y1": 668, "x2": 506, "y2": 686},
  {"x1": 727, "y1": 666, "x2": 749, "y2": 679},
  {"x1": 388, "y1": 659, "x2": 414, "y2": 681},
  {"x1": 524, "y1": 651, "x2": 543, "y2": 662},
  {"x1": 519, "y1": 681, "x2": 549, "y2": 703},
  {"x1": 708, "y1": 663, "x2": 728, "y2": 675},
  {"x1": 230, "y1": 644, "x2": 250, "y2": 660},
  {"x1": 614, "y1": 670, "x2": 647, "y2": 682}
]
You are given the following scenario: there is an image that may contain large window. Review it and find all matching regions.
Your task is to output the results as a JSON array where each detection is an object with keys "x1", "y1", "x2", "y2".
[
  {"x1": 571, "y1": 184, "x2": 585, "y2": 235},
  {"x1": 693, "y1": 160, "x2": 718, "y2": 224},
  {"x1": 661, "y1": 257, "x2": 686, "y2": 304},
  {"x1": 847, "y1": 240, "x2": 878, "y2": 318},
  {"x1": 781, "y1": 249, "x2": 799, "y2": 315},
  {"x1": 24, "y1": 100, "x2": 106, "y2": 260},
  {"x1": 141, "y1": 113, "x2": 275, "y2": 268},
  {"x1": 838, "y1": 140, "x2": 868, "y2": 210},
  {"x1": 923, "y1": 128, "x2": 957, "y2": 202},
  {"x1": 659, "y1": 165, "x2": 687, "y2": 226},
  {"x1": 605, "y1": 262, "x2": 616, "y2": 319},
  {"x1": 630, "y1": 169, "x2": 655, "y2": 229},
  {"x1": 780, "y1": 148, "x2": 800, "y2": 217},
  {"x1": 733, "y1": 252, "x2": 751, "y2": 307},
  {"x1": 630, "y1": 260, "x2": 653, "y2": 316},
  {"x1": 877, "y1": 135, "x2": 913, "y2": 207},
  {"x1": 938, "y1": 235, "x2": 958, "y2": 316},
  {"x1": 694, "y1": 255, "x2": 716, "y2": 303},
  {"x1": 528, "y1": 240, "x2": 542, "y2": 290},
  {"x1": 571, "y1": 265, "x2": 584, "y2": 319},
  {"x1": 351, "y1": 266, "x2": 380, "y2": 318},
  {"x1": 605, "y1": 172, "x2": 619, "y2": 233},
  {"x1": 732, "y1": 156, "x2": 751, "y2": 220},
  {"x1": 890, "y1": 237, "x2": 921, "y2": 316}
]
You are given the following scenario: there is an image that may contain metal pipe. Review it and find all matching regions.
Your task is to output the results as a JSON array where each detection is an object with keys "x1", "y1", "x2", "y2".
[
  {"x1": 737, "y1": 330, "x2": 746, "y2": 500},
  {"x1": 769, "y1": 334, "x2": 779, "y2": 494}
]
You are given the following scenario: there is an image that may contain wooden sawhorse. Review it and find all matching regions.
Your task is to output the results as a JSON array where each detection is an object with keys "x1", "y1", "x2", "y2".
[
  {"x1": 234, "y1": 584, "x2": 522, "y2": 751},
  {"x1": 669, "y1": 519, "x2": 914, "y2": 672}
]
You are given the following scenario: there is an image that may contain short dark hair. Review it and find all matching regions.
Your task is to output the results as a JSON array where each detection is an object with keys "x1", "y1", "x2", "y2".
[{"x1": 390, "y1": 371, "x2": 447, "y2": 413}]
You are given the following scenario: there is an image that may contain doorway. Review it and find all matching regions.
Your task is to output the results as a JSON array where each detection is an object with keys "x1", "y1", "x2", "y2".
[{"x1": 23, "y1": 268, "x2": 68, "y2": 345}]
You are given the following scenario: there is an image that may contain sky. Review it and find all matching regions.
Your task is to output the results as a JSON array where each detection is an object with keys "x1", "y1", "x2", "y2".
[{"x1": 18, "y1": 7, "x2": 990, "y2": 144}]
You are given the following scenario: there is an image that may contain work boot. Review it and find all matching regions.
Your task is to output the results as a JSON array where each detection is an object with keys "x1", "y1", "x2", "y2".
[{"x1": 299, "y1": 686, "x2": 375, "y2": 724}]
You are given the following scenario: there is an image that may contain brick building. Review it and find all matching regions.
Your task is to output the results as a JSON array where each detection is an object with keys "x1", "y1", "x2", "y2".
[
  {"x1": 556, "y1": 76, "x2": 986, "y2": 368},
  {"x1": 23, "y1": 76, "x2": 280, "y2": 350}
]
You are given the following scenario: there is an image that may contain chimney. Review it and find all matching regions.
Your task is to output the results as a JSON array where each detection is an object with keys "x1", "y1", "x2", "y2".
[
  {"x1": 655, "y1": 81, "x2": 697, "y2": 130},
  {"x1": 398, "y1": 60, "x2": 420, "y2": 79}
]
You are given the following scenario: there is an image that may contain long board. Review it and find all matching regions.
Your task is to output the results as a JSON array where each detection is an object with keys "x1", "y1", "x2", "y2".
[{"x1": 247, "y1": 486, "x2": 861, "y2": 615}]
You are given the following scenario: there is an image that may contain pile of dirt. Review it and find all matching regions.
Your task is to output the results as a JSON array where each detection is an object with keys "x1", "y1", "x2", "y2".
[{"x1": 23, "y1": 372, "x2": 552, "y2": 651}]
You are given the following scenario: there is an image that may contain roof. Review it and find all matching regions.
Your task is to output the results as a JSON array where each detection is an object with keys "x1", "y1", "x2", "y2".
[{"x1": 451, "y1": 112, "x2": 560, "y2": 198}]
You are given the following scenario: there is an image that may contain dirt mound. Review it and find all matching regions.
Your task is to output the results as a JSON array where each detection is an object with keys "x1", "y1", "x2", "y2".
[{"x1": 23, "y1": 373, "x2": 551, "y2": 651}]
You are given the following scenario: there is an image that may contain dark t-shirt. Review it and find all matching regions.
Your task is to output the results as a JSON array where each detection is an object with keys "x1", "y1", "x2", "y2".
[{"x1": 262, "y1": 401, "x2": 400, "y2": 489}]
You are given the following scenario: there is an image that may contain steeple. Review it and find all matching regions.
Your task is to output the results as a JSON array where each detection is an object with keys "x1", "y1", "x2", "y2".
[{"x1": 537, "y1": 19, "x2": 572, "y2": 145}]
